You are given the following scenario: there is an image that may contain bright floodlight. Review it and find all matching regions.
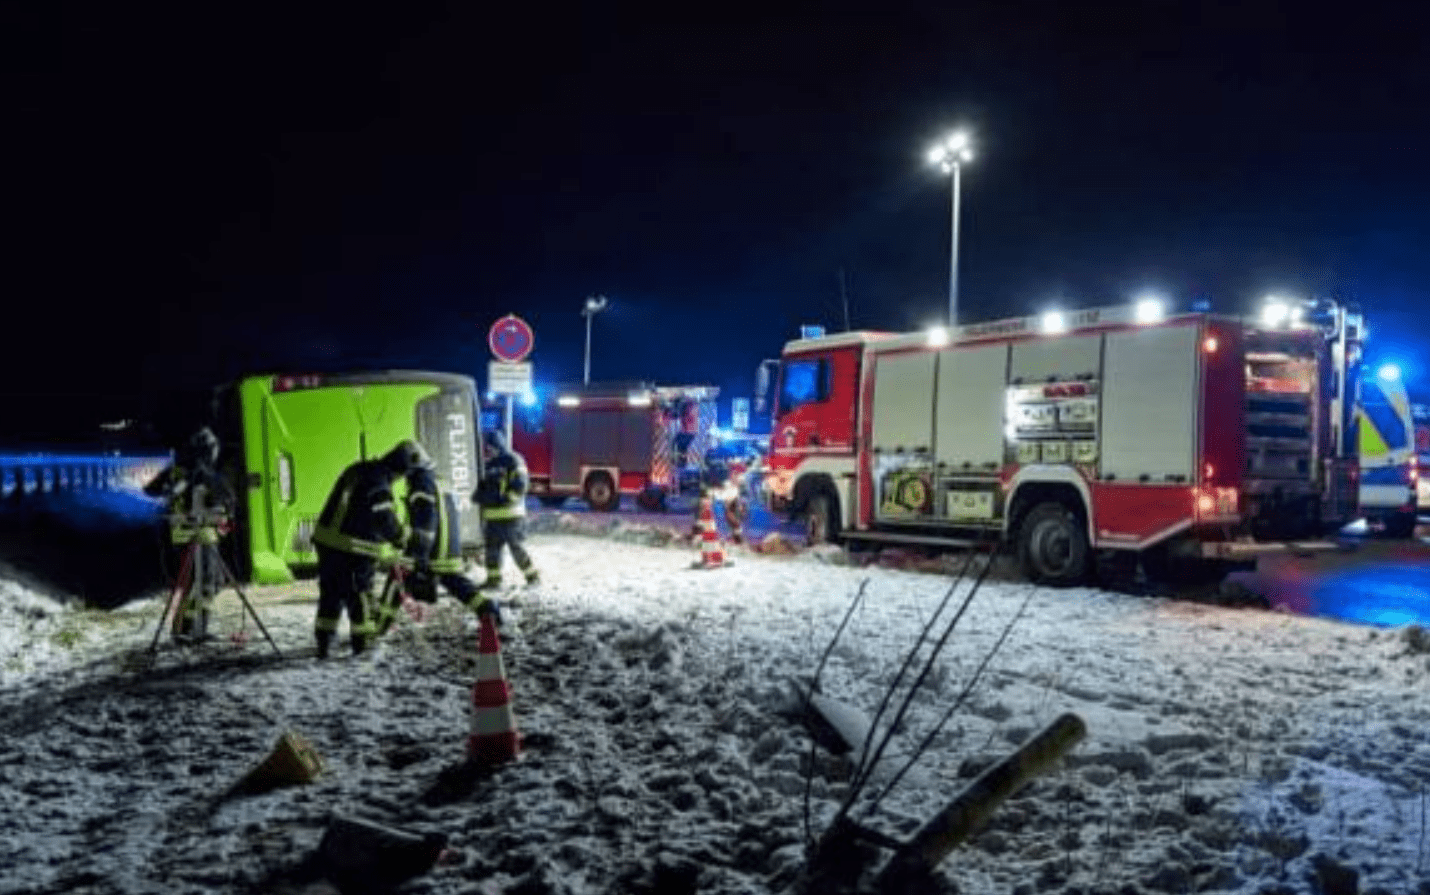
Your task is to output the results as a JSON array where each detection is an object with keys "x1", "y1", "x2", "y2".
[
  {"x1": 1378, "y1": 363, "x2": 1402, "y2": 382},
  {"x1": 1261, "y1": 299, "x2": 1290, "y2": 328},
  {"x1": 1041, "y1": 310, "x2": 1067, "y2": 334},
  {"x1": 926, "y1": 325, "x2": 950, "y2": 347},
  {"x1": 557, "y1": 395, "x2": 580, "y2": 408},
  {"x1": 927, "y1": 130, "x2": 974, "y2": 172},
  {"x1": 1134, "y1": 297, "x2": 1165, "y2": 325},
  {"x1": 584, "y1": 295, "x2": 608, "y2": 315}
]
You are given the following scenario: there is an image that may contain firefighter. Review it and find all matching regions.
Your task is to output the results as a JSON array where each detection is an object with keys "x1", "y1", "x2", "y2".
[
  {"x1": 374, "y1": 442, "x2": 501, "y2": 634},
  {"x1": 310, "y1": 441, "x2": 420, "y2": 658},
  {"x1": 473, "y1": 429, "x2": 539, "y2": 589},
  {"x1": 144, "y1": 426, "x2": 235, "y2": 642},
  {"x1": 690, "y1": 457, "x2": 745, "y2": 545}
]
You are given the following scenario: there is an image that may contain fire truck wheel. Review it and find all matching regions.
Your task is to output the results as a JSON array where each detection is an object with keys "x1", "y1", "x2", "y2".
[
  {"x1": 583, "y1": 473, "x2": 620, "y2": 512},
  {"x1": 1382, "y1": 510, "x2": 1417, "y2": 539},
  {"x1": 635, "y1": 487, "x2": 667, "y2": 512},
  {"x1": 804, "y1": 492, "x2": 840, "y2": 545},
  {"x1": 1018, "y1": 502, "x2": 1088, "y2": 586}
]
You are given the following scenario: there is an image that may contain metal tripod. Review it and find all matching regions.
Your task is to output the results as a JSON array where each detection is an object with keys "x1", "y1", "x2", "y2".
[{"x1": 148, "y1": 488, "x2": 280, "y2": 656}]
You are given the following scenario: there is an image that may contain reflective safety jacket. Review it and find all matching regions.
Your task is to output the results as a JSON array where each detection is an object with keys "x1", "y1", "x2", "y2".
[
  {"x1": 474, "y1": 449, "x2": 528, "y2": 521},
  {"x1": 312, "y1": 460, "x2": 408, "y2": 560},
  {"x1": 404, "y1": 465, "x2": 465, "y2": 573}
]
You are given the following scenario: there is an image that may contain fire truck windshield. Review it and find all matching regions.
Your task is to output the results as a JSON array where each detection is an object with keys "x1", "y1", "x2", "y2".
[{"x1": 778, "y1": 358, "x2": 830, "y2": 415}]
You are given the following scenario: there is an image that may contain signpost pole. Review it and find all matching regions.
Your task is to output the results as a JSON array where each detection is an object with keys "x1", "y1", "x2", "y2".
[{"x1": 505, "y1": 394, "x2": 513, "y2": 449}]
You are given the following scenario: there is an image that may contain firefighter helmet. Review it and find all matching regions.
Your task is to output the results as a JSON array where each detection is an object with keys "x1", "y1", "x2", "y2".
[
  {"x1": 384, "y1": 439, "x2": 431, "y2": 473},
  {"x1": 187, "y1": 427, "x2": 220, "y2": 468}
]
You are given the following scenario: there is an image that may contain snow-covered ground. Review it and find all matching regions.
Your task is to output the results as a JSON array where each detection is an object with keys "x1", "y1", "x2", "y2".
[{"x1": 2, "y1": 515, "x2": 1429, "y2": 894}]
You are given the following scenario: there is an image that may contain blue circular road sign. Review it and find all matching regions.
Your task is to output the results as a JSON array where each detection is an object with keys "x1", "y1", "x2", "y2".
[{"x1": 488, "y1": 314, "x2": 535, "y2": 363}]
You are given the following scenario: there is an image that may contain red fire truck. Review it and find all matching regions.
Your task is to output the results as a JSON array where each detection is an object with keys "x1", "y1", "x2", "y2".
[
  {"x1": 758, "y1": 299, "x2": 1368, "y2": 585},
  {"x1": 489, "y1": 382, "x2": 720, "y2": 512}
]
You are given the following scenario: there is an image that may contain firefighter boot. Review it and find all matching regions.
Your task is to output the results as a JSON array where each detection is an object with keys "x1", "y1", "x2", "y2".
[
  {"x1": 316, "y1": 632, "x2": 333, "y2": 660},
  {"x1": 467, "y1": 595, "x2": 504, "y2": 628},
  {"x1": 523, "y1": 568, "x2": 540, "y2": 586},
  {"x1": 350, "y1": 634, "x2": 369, "y2": 657},
  {"x1": 477, "y1": 568, "x2": 503, "y2": 590}
]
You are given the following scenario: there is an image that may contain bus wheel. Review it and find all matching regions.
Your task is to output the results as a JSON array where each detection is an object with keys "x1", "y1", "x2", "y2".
[
  {"x1": 583, "y1": 473, "x2": 620, "y2": 512},
  {"x1": 804, "y1": 492, "x2": 840, "y2": 546},
  {"x1": 1018, "y1": 501, "x2": 1088, "y2": 586}
]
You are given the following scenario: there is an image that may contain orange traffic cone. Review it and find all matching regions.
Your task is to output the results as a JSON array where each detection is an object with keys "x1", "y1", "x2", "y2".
[
  {"x1": 467, "y1": 612, "x2": 521, "y2": 766},
  {"x1": 694, "y1": 494, "x2": 726, "y2": 569}
]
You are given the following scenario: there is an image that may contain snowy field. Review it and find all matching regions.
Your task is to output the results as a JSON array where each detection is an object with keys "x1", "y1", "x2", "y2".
[{"x1": 2, "y1": 515, "x2": 1429, "y2": 894}]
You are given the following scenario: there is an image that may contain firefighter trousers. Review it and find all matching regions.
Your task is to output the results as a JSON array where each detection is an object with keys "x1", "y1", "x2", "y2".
[
  {"x1": 315, "y1": 545, "x2": 378, "y2": 656},
  {"x1": 482, "y1": 518, "x2": 536, "y2": 585}
]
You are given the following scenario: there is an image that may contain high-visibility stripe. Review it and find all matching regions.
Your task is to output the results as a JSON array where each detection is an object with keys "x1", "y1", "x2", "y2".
[
  {"x1": 1358, "y1": 408, "x2": 1392, "y2": 458},
  {"x1": 1362, "y1": 379, "x2": 1411, "y2": 450},
  {"x1": 311, "y1": 526, "x2": 393, "y2": 559},
  {"x1": 1362, "y1": 465, "x2": 1412, "y2": 485}
]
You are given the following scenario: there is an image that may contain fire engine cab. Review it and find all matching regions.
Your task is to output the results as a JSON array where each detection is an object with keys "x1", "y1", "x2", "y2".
[{"x1": 759, "y1": 299, "x2": 1370, "y2": 585}]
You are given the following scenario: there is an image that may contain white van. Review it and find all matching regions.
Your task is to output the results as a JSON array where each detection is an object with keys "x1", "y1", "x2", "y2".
[{"x1": 1357, "y1": 370, "x2": 1417, "y2": 537}]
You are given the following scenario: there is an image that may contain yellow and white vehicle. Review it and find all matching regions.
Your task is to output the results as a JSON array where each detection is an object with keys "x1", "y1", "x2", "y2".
[{"x1": 1356, "y1": 365, "x2": 1417, "y2": 537}]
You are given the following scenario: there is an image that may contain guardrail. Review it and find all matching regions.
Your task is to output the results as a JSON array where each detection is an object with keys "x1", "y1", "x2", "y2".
[{"x1": 0, "y1": 453, "x2": 173, "y2": 500}]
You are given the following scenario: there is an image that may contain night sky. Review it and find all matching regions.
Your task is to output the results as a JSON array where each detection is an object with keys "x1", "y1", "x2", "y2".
[{"x1": 10, "y1": 2, "x2": 1430, "y2": 446}]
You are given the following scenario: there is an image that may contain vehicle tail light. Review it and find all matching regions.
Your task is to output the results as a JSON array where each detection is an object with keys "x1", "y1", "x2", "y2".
[
  {"x1": 1196, "y1": 486, "x2": 1239, "y2": 519},
  {"x1": 272, "y1": 374, "x2": 323, "y2": 392}
]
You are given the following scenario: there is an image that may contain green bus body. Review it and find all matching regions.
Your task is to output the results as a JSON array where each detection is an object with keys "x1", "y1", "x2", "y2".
[{"x1": 216, "y1": 370, "x2": 483, "y2": 584}]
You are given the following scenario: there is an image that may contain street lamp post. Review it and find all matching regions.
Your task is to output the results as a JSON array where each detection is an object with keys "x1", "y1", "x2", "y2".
[
  {"x1": 926, "y1": 131, "x2": 974, "y2": 327},
  {"x1": 581, "y1": 294, "x2": 608, "y2": 385}
]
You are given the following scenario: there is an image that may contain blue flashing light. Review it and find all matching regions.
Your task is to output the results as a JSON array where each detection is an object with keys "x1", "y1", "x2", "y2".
[
  {"x1": 1377, "y1": 363, "x2": 1402, "y2": 382},
  {"x1": 521, "y1": 390, "x2": 538, "y2": 407}
]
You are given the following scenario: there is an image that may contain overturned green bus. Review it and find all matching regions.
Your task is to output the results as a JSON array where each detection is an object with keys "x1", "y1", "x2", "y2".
[{"x1": 213, "y1": 370, "x2": 483, "y2": 584}]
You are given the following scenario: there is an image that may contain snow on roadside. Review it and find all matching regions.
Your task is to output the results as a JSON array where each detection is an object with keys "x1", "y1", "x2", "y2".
[{"x1": 1, "y1": 520, "x2": 1429, "y2": 894}]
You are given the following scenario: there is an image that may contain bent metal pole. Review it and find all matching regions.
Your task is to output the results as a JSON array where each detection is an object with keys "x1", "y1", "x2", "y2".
[{"x1": 876, "y1": 712, "x2": 1087, "y2": 890}]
